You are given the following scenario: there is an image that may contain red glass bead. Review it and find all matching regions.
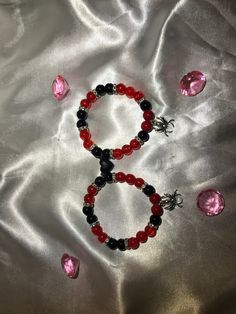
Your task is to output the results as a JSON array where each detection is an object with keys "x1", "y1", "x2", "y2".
[
  {"x1": 141, "y1": 120, "x2": 153, "y2": 132},
  {"x1": 134, "y1": 91, "x2": 144, "y2": 101},
  {"x1": 128, "y1": 237, "x2": 140, "y2": 249},
  {"x1": 116, "y1": 83, "x2": 126, "y2": 95},
  {"x1": 122, "y1": 144, "x2": 133, "y2": 156},
  {"x1": 143, "y1": 110, "x2": 155, "y2": 121},
  {"x1": 115, "y1": 172, "x2": 126, "y2": 183},
  {"x1": 145, "y1": 225, "x2": 156, "y2": 237},
  {"x1": 112, "y1": 148, "x2": 123, "y2": 160},
  {"x1": 134, "y1": 177, "x2": 145, "y2": 189},
  {"x1": 149, "y1": 193, "x2": 161, "y2": 204},
  {"x1": 125, "y1": 86, "x2": 136, "y2": 99},
  {"x1": 130, "y1": 139, "x2": 141, "y2": 150},
  {"x1": 151, "y1": 204, "x2": 163, "y2": 216},
  {"x1": 86, "y1": 91, "x2": 97, "y2": 103},
  {"x1": 83, "y1": 139, "x2": 94, "y2": 150},
  {"x1": 136, "y1": 231, "x2": 148, "y2": 243},
  {"x1": 98, "y1": 232, "x2": 108, "y2": 243},
  {"x1": 91, "y1": 225, "x2": 103, "y2": 236},
  {"x1": 80, "y1": 99, "x2": 91, "y2": 109},
  {"x1": 80, "y1": 129, "x2": 91, "y2": 140},
  {"x1": 126, "y1": 174, "x2": 136, "y2": 185},
  {"x1": 84, "y1": 194, "x2": 95, "y2": 204},
  {"x1": 87, "y1": 185, "x2": 98, "y2": 196}
]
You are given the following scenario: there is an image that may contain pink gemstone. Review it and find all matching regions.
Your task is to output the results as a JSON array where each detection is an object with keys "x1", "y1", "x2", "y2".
[
  {"x1": 197, "y1": 189, "x2": 225, "y2": 216},
  {"x1": 52, "y1": 75, "x2": 70, "y2": 101},
  {"x1": 61, "y1": 253, "x2": 80, "y2": 279},
  {"x1": 180, "y1": 71, "x2": 206, "y2": 96}
]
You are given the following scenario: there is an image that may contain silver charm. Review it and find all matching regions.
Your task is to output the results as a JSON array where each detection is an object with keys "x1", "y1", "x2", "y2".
[
  {"x1": 153, "y1": 117, "x2": 175, "y2": 136},
  {"x1": 160, "y1": 190, "x2": 183, "y2": 211}
]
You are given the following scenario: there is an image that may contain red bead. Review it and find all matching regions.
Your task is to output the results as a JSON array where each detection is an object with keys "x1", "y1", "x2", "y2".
[
  {"x1": 134, "y1": 91, "x2": 144, "y2": 101},
  {"x1": 141, "y1": 120, "x2": 153, "y2": 132},
  {"x1": 80, "y1": 99, "x2": 91, "y2": 109},
  {"x1": 128, "y1": 237, "x2": 139, "y2": 249},
  {"x1": 125, "y1": 86, "x2": 136, "y2": 99},
  {"x1": 130, "y1": 139, "x2": 141, "y2": 150},
  {"x1": 126, "y1": 174, "x2": 136, "y2": 185},
  {"x1": 134, "y1": 177, "x2": 145, "y2": 188},
  {"x1": 98, "y1": 232, "x2": 108, "y2": 243},
  {"x1": 149, "y1": 193, "x2": 161, "y2": 204},
  {"x1": 84, "y1": 194, "x2": 95, "y2": 204},
  {"x1": 116, "y1": 83, "x2": 126, "y2": 95},
  {"x1": 145, "y1": 225, "x2": 156, "y2": 237},
  {"x1": 115, "y1": 172, "x2": 126, "y2": 183},
  {"x1": 151, "y1": 204, "x2": 164, "y2": 216},
  {"x1": 143, "y1": 110, "x2": 155, "y2": 121},
  {"x1": 83, "y1": 139, "x2": 94, "y2": 150},
  {"x1": 122, "y1": 144, "x2": 133, "y2": 156},
  {"x1": 87, "y1": 185, "x2": 98, "y2": 196},
  {"x1": 80, "y1": 129, "x2": 91, "y2": 140},
  {"x1": 86, "y1": 91, "x2": 97, "y2": 103},
  {"x1": 112, "y1": 148, "x2": 123, "y2": 160},
  {"x1": 136, "y1": 231, "x2": 148, "y2": 243},
  {"x1": 91, "y1": 225, "x2": 103, "y2": 236}
]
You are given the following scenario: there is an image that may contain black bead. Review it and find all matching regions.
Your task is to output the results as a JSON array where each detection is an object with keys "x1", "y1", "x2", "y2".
[
  {"x1": 95, "y1": 84, "x2": 106, "y2": 96},
  {"x1": 100, "y1": 159, "x2": 114, "y2": 173},
  {"x1": 117, "y1": 239, "x2": 126, "y2": 251},
  {"x1": 76, "y1": 119, "x2": 88, "y2": 129},
  {"x1": 143, "y1": 184, "x2": 156, "y2": 196},
  {"x1": 76, "y1": 109, "x2": 88, "y2": 120},
  {"x1": 101, "y1": 149, "x2": 111, "y2": 160},
  {"x1": 140, "y1": 100, "x2": 152, "y2": 111},
  {"x1": 91, "y1": 146, "x2": 102, "y2": 159},
  {"x1": 102, "y1": 172, "x2": 113, "y2": 183},
  {"x1": 138, "y1": 130, "x2": 149, "y2": 142},
  {"x1": 150, "y1": 215, "x2": 162, "y2": 226},
  {"x1": 94, "y1": 176, "x2": 106, "y2": 188},
  {"x1": 107, "y1": 238, "x2": 118, "y2": 250},
  {"x1": 82, "y1": 205, "x2": 94, "y2": 216},
  {"x1": 86, "y1": 214, "x2": 98, "y2": 224},
  {"x1": 105, "y1": 83, "x2": 114, "y2": 95}
]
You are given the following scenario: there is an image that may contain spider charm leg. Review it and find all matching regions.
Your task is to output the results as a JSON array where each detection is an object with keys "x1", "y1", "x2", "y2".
[
  {"x1": 160, "y1": 190, "x2": 183, "y2": 211},
  {"x1": 152, "y1": 117, "x2": 175, "y2": 136}
]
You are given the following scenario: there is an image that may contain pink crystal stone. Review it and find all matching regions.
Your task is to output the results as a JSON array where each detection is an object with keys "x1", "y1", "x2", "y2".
[
  {"x1": 61, "y1": 253, "x2": 80, "y2": 279},
  {"x1": 180, "y1": 71, "x2": 206, "y2": 96},
  {"x1": 52, "y1": 75, "x2": 70, "y2": 101},
  {"x1": 197, "y1": 189, "x2": 225, "y2": 216}
]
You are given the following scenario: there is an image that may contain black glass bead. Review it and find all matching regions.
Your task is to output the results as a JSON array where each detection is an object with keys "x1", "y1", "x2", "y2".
[
  {"x1": 105, "y1": 83, "x2": 114, "y2": 95},
  {"x1": 138, "y1": 131, "x2": 149, "y2": 142},
  {"x1": 143, "y1": 184, "x2": 156, "y2": 196},
  {"x1": 76, "y1": 119, "x2": 88, "y2": 129},
  {"x1": 102, "y1": 172, "x2": 113, "y2": 183},
  {"x1": 91, "y1": 146, "x2": 102, "y2": 159},
  {"x1": 95, "y1": 84, "x2": 106, "y2": 96},
  {"x1": 140, "y1": 100, "x2": 152, "y2": 111},
  {"x1": 86, "y1": 214, "x2": 98, "y2": 224},
  {"x1": 150, "y1": 215, "x2": 162, "y2": 226},
  {"x1": 100, "y1": 159, "x2": 114, "y2": 173},
  {"x1": 94, "y1": 176, "x2": 106, "y2": 188},
  {"x1": 76, "y1": 109, "x2": 88, "y2": 120},
  {"x1": 107, "y1": 238, "x2": 118, "y2": 250},
  {"x1": 82, "y1": 205, "x2": 94, "y2": 216},
  {"x1": 101, "y1": 149, "x2": 111, "y2": 160},
  {"x1": 117, "y1": 239, "x2": 126, "y2": 251}
]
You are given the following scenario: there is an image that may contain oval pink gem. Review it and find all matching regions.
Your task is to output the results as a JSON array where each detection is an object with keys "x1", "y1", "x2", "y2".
[
  {"x1": 61, "y1": 253, "x2": 80, "y2": 279},
  {"x1": 197, "y1": 189, "x2": 225, "y2": 216},
  {"x1": 52, "y1": 75, "x2": 70, "y2": 101},
  {"x1": 180, "y1": 71, "x2": 206, "y2": 96}
]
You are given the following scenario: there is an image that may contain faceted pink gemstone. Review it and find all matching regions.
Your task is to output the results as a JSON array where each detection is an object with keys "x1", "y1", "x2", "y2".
[
  {"x1": 52, "y1": 75, "x2": 70, "y2": 101},
  {"x1": 61, "y1": 253, "x2": 80, "y2": 279},
  {"x1": 197, "y1": 189, "x2": 225, "y2": 216},
  {"x1": 180, "y1": 71, "x2": 206, "y2": 96}
]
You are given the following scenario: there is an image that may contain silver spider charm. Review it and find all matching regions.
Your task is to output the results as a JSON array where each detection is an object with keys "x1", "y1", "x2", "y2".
[
  {"x1": 160, "y1": 190, "x2": 183, "y2": 211},
  {"x1": 153, "y1": 117, "x2": 175, "y2": 136}
]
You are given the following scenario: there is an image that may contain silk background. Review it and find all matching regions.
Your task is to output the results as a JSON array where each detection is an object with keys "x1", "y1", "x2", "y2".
[{"x1": 0, "y1": 0, "x2": 236, "y2": 313}]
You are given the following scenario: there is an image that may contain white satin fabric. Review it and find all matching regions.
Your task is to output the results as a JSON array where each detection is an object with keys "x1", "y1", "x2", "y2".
[{"x1": 0, "y1": 0, "x2": 236, "y2": 313}]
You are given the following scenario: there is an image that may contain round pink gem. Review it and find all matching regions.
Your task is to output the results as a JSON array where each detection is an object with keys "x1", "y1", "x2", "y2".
[
  {"x1": 61, "y1": 253, "x2": 80, "y2": 279},
  {"x1": 52, "y1": 75, "x2": 70, "y2": 101},
  {"x1": 180, "y1": 71, "x2": 206, "y2": 96},
  {"x1": 197, "y1": 189, "x2": 225, "y2": 216}
]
